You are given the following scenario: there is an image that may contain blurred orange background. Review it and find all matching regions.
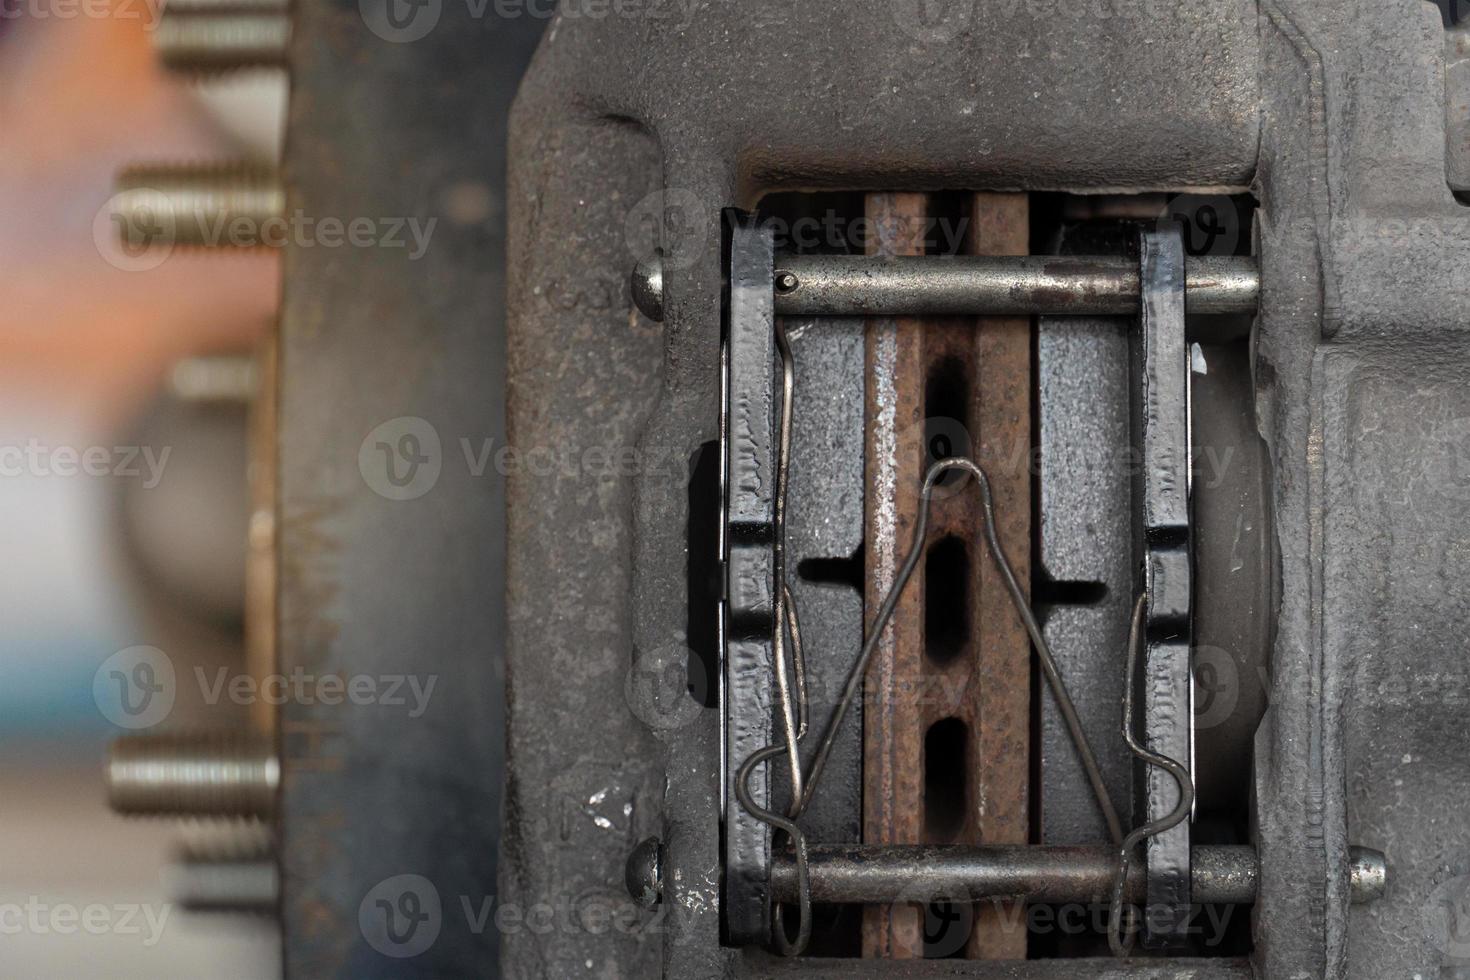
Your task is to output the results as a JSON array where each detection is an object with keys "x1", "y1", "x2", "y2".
[{"x1": 1, "y1": 7, "x2": 281, "y2": 975}]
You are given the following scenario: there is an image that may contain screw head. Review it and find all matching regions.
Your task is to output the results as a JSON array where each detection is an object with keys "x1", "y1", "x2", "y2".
[
  {"x1": 775, "y1": 271, "x2": 799, "y2": 293},
  {"x1": 1349, "y1": 846, "x2": 1388, "y2": 904},
  {"x1": 624, "y1": 836, "x2": 664, "y2": 910},
  {"x1": 631, "y1": 253, "x2": 666, "y2": 322}
]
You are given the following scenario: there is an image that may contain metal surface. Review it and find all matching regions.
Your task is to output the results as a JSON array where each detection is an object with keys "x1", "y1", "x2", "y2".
[
  {"x1": 771, "y1": 845, "x2": 1258, "y2": 907},
  {"x1": 960, "y1": 191, "x2": 1033, "y2": 960},
  {"x1": 1347, "y1": 848, "x2": 1388, "y2": 905},
  {"x1": 506, "y1": 4, "x2": 1263, "y2": 975},
  {"x1": 280, "y1": 6, "x2": 544, "y2": 976},
  {"x1": 107, "y1": 733, "x2": 278, "y2": 818},
  {"x1": 245, "y1": 335, "x2": 277, "y2": 736},
  {"x1": 1133, "y1": 226, "x2": 1193, "y2": 946},
  {"x1": 505, "y1": 1, "x2": 1470, "y2": 976},
  {"x1": 860, "y1": 191, "x2": 927, "y2": 959},
  {"x1": 1036, "y1": 223, "x2": 1137, "y2": 849},
  {"x1": 1246, "y1": 9, "x2": 1470, "y2": 968},
  {"x1": 787, "y1": 458, "x2": 1123, "y2": 958},
  {"x1": 1189, "y1": 338, "x2": 1273, "y2": 817},
  {"x1": 724, "y1": 217, "x2": 780, "y2": 947},
  {"x1": 780, "y1": 313, "x2": 866, "y2": 855},
  {"x1": 112, "y1": 164, "x2": 284, "y2": 248},
  {"x1": 1447, "y1": 26, "x2": 1470, "y2": 192},
  {"x1": 772, "y1": 256, "x2": 1258, "y2": 318},
  {"x1": 1111, "y1": 597, "x2": 1196, "y2": 956},
  {"x1": 727, "y1": 290, "x2": 868, "y2": 957}
]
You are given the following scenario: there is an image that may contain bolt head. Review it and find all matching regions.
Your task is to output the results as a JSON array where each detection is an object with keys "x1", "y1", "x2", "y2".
[
  {"x1": 1349, "y1": 846, "x2": 1388, "y2": 904},
  {"x1": 631, "y1": 253, "x2": 666, "y2": 322},
  {"x1": 625, "y1": 836, "x2": 664, "y2": 910}
]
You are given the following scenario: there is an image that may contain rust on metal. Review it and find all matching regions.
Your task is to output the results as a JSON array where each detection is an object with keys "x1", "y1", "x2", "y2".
[
  {"x1": 964, "y1": 191, "x2": 1032, "y2": 959},
  {"x1": 861, "y1": 191, "x2": 1034, "y2": 960},
  {"x1": 862, "y1": 191, "x2": 929, "y2": 959}
]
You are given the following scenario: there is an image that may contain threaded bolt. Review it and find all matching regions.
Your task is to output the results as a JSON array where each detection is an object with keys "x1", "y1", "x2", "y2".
[
  {"x1": 169, "y1": 853, "x2": 279, "y2": 913},
  {"x1": 112, "y1": 163, "x2": 284, "y2": 250},
  {"x1": 108, "y1": 733, "x2": 279, "y2": 818},
  {"x1": 154, "y1": 12, "x2": 291, "y2": 73},
  {"x1": 168, "y1": 354, "x2": 259, "y2": 404},
  {"x1": 162, "y1": 0, "x2": 290, "y2": 13}
]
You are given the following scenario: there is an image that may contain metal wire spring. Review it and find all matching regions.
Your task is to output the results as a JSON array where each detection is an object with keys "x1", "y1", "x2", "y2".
[
  {"x1": 735, "y1": 322, "x2": 1193, "y2": 957},
  {"x1": 1107, "y1": 594, "x2": 1197, "y2": 956}
]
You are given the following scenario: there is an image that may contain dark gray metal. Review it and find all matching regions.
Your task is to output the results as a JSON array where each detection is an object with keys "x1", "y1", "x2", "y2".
[
  {"x1": 1250, "y1": 6, "x2": 1470, "y2": 971},
  {"x1": 1037, "y1": 224, "x2": 1137, "y2": 849},
  {"x1": 723, "y1": 217, "x2": 778, "y2": 946},
  {"x1": 505, "y1": 0, "x2": 1470, "y2": 976},
  {"x1": 1190, "y1": 340, "x2": 1274, "y2": 817},
  {"x1": 280, "y1": 6, "x2": 545, "y2": 977},
  {"x1": 777, "y1": 315, "x2": 865, "y2": 844},
  {"x1": 771, "y1": 255, "x2": 1258, "y2": 317},
  {"x1": 506, "y1": 4, "x2": 1263, "y2": 974},
  {"x1": 1028, "y1": 218, "x2": 1277, "y2": 856},
  {"x1": 1447, "y1": 26, "x2": 1470, "y2": 192},
  {"x1": 1134, "y1": 226, "x2": 1193, "y2": 946},
  {"x1": 769, "y1": 845, "x2": 1258, "y2": 906}
]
